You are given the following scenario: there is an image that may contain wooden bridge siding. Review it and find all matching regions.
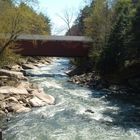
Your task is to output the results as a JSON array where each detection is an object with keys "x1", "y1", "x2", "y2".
[{"x1": 16, "y1": 40, "x2": 90, "y2": 57}]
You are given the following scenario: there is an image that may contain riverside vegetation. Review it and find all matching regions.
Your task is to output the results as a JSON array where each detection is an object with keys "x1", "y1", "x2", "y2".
[{"x1": 68, "y1": 0, "x2": 140, "y2": 93}]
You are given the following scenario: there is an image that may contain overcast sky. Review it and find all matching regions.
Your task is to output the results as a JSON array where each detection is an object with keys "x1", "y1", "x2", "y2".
[{"x1": 37, "y1": 0, "x2": 86, "y2": 35}]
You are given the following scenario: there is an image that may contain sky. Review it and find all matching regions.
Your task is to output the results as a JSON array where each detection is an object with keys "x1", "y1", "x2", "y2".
[{"x1": 37, "y1": 0, "x2": 87, "y2": 35}]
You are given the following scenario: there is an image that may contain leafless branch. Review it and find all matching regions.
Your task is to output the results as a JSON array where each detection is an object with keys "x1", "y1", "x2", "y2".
[{"x1": 57, "y1": 8, "x2": 75, "y2": 35}]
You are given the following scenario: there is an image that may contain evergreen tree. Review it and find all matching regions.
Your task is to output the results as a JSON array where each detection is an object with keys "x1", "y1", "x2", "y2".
[
  {"x1": 98, "y1": 0, "x2": 134, "y2": 74},
  {"x1": 126, "y1": 1, "x2": 140, "y2": 61}
]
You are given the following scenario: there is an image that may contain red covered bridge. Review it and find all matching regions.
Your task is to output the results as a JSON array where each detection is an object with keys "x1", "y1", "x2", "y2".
[{"x1": 14, "y1": 35, "x2": 92, "y2": 57}]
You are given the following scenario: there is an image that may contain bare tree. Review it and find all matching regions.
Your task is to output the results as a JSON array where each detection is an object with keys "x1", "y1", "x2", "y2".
[{"x1": 57, "y1": 8, "x2": 75, "y2": 35}]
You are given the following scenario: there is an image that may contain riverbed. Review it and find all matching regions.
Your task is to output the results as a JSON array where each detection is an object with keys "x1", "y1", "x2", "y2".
[{"x1": 3, "y1": 58, "x2": 140, "y2": 140}]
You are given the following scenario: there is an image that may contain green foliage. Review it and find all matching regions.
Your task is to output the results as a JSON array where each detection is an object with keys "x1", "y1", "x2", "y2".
[
  {"x1": 98, "y1": 0, "x2": 136, "y2": 75},
  {"x1": 75, "y1": 5, "x2": 91, "y2": 35},
  {"x1": 0, "y1": 47, "x2": 21, "y2": 67},
  {"x1": 73, "y1": 0, "x2": 139, "y2": 84},
  {"x1": 126, "y1": 1, "x2": 140, "y2": 61},
  {"x1": 84, "y1": 0, "x2": 113, "y2": 64},
  {"x1": 18, "y1": 3, "x2": 51, "y2": 34},
  {"x1": 72, "y1": 0, "x2": 113, "y2": 66},
  {"x1": 0, "y1": 0, "x2": 51, "y2": 67}
]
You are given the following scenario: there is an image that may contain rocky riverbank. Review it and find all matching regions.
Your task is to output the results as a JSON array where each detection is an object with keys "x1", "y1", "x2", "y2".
[
  {"x1": 0, "y1": 57, "x2": 55, "y2": 117},
  {"x1": 68, "y1": 65, "x2": 140, "y2": 95},
  {"x1": 68, "y1": 72, "x2": 100, "y2": 88}
]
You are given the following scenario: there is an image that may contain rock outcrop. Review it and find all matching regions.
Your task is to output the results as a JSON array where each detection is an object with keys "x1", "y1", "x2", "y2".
[
  {"x1": 6, "y1": 103, "x2": 31, "y2": 113},
  {"x1": 32, "y1": 89, "x2": 55, "y2": 105},
  {"x1": 0, "y1": 86, "x2": 29, "y2": 95},
  {"x1": 0, "y1": 57, "x2": 54, "y2": 117},
  {"x1": 0, "y1": 69, "x2": 27, "y2": 80},
  {"x1": 29, "y1": 96, "x2": 46, "y2": 107},
  {"x1": 22, "y1": 64, "x2": 37, "y2": 70}
]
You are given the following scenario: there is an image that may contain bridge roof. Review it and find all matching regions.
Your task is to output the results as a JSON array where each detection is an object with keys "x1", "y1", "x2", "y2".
[{"x1": 16, "y1": 35, "x2": 93, "y2": 42}]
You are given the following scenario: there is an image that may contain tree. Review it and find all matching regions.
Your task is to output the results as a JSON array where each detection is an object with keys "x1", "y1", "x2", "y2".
[
  {"x1": 0, "y1": 0, "x2": 51, "y2": 66},
  {"x1": 18, "y1": 3, "x2": 50, "y2": 34},
  {"x1": 98, "y1": 0, "x2": 135, "y2": 75},
  {"x1": 74, "y1": 5, "x2": 91, "y2": 35},
  {"x1": 58, "y1": 8, "x2": 75, "y2": 35},
  {"x1": 84, "y1": 0, "x2": 113, "y2": 64},
  {"x1": 0, "y1": 1, "x2": 21, "y2": 54},
  {"x1": 126, "y1": 0, "x2": 140, "y2": 61}
]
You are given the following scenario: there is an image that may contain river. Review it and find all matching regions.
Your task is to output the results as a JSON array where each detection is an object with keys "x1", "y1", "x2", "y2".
[{"x1": 3, "y1": 58, "x2": 140, "y2": 140}]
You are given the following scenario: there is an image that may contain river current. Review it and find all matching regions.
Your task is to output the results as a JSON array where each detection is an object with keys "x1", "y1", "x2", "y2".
[{"x1": 3, "y1": 58, "x2": 140, "y2": 140}]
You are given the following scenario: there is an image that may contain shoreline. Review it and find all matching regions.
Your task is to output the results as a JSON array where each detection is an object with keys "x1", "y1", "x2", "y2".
[
  {"x1": 68, "y1": 66, "x2": 140, "y2": 95},
  {"x1": 0, "y1": 57, "x2": 55, "y2": 119}
]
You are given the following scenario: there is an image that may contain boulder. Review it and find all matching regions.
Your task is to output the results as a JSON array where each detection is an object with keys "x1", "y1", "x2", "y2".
[
  {"x1": 16, "y1": 106, "x2": 31, "y2": 113},
  {"x1": 0, "y1": 110, "x2": 6, "y2": 116},
  {"x1": 6, "y1": 97, "x2": 18, "y2": 103},
  {"x1": 0, "y1": 94, "x2": 5, "y2": 101},
  {"x1": 29, "y1": 96, "x2": 46, "y2": 107},
  {"x1": 0, "y1": 102, "x2": 6, "y2": 110},
  {"x1": 22, "y1": 64, "x2": 36, "y2": 69},
  {"x1": 32, "y1": 89, "x2": 55, "y2": 105},
  {"x1": 17, "y1": 81, "x2": 31, "y2": 89},
  {"x1": 45, "y1": 60, "x2": 51, "y2": 64},
  {"x1": 85, "y1": 109, "x2": 94, "y2": 114},
  {"x1": 6, "y1": 103, "x2": 31, "y2": 113},
  {"x1": 11, "y1": 65, "x2": 23, "y2": 72},
  {"x1": 26, "y1": 57, "x2": 38, "y2": 63},
  {"x1": 0, "y1": 69, "x2": 26, "y2": 80},
  {"x1": 40, "y1": 60, "x2": 47, "y2": 64},
  {"x1": 34, "y1": 63, "x2": 46, "y2": 67},
  {"x1": 0, "y1": 76, "x2": 9, "y2": 79},
  {"x1": 0, "y1": 86, "x2": 29, "y2": 95},
  {"x1": 109, "y1": 85, "x2": 120, "y2": 91},
  {"x1": 26, "y1": 88, "x2": 35, "y2": 93},
  {"x1": 19, "y1": 97, "x2": 28, "y2": 104},
  {"x1": 12, "y1": 95, "x2": 21, "y2": 101},
  {"x1": 19, "y1": 101, "x2": 23, "y2": 104}
]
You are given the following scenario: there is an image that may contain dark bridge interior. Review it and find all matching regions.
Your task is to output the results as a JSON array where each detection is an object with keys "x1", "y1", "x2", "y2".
[{"x1": 14, "y1": 35, "x2": 92, "y2": 57}]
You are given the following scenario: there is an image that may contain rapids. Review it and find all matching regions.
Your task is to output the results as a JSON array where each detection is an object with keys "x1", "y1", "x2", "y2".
[{"x1": 3, "y1": 58, "x2": 140, "y2": 140}]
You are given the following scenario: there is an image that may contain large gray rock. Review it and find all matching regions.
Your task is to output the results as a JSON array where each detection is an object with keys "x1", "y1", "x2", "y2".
[
  {"x1": 32, "y1": 89, "x2": 55, "y2": 105},
  {"x1": 0, "y1": 86, "x2": 28, "y2": 95},
  {"x1": 29, "y1": 96, "x2": 46, "y2": 107},
  {"x1": 0, "y1": 69, "x2": 26, "y2": 80}
]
